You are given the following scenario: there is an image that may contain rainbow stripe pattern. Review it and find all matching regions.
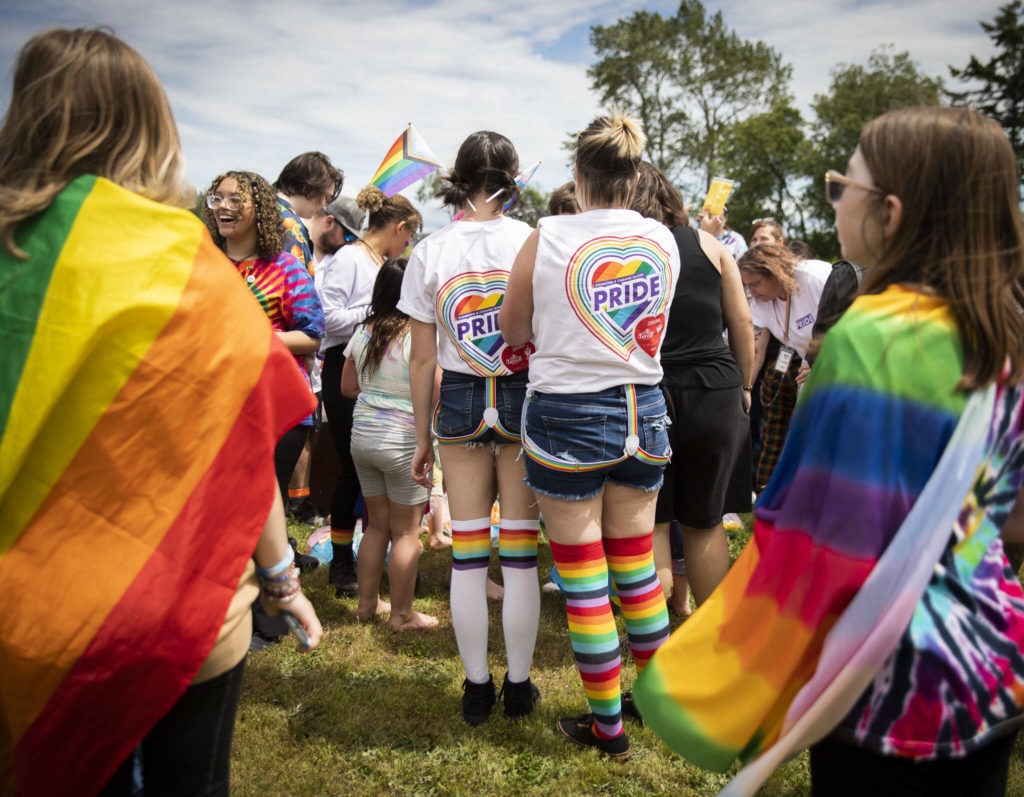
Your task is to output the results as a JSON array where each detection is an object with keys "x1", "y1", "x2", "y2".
[
  {"x1": 633, "y1": 287, "x2": 1021, "y2": 794},
  {"x1": 497, "y1": 519, "x2": 539, "y2": 570},
  {"x1": 436, "y1": 270, "x2": 521, "y2": 377},
  {"x1": 0, "y1": 176, "x2": 314, "y2": 796},
  {"x1": 565, "y1": 235, "x2": 672, "y2": 361},
  {"x1": 451, "y1": 518, "x2": 492, "y2": 571},
  {"x1": 370, "y1": 124, "x2": 442, "y2": 198},
  {"x1": 551, "y1": 539, "x2": 624, "y2": 738},
  {"x1": 502, "y1": 160, "x2": 541, "y2": 214},
  {"x1": 605, "y1": 534, "x2": 669, "y2": 672}
]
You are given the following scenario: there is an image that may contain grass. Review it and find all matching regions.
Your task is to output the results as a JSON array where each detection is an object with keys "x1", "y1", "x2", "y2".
[{"x1": 231, "y1": 522, "x2": 1024, "y2": 797}]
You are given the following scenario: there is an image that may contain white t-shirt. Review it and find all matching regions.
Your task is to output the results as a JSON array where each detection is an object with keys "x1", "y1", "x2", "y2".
[
  {"x1": 528, "y1": 209, "x2": 681, "y2": 394},
  {"x1": 748, "y1": 259, "x2": 831, "y2": 359},
  {"x1": 398, "y1": 216, "x2": 533, "y2": 377},
  {"x1": 318, "y1": 242, "x2": 380, "y2": 350}
]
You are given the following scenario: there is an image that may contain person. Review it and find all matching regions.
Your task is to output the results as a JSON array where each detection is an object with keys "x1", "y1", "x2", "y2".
[
  {"x1": 739, "y1": 241, "x2": 830, "y2": 491},
  {"x1": 201, "y1": 171, "x2": 324, "y2": 507},
  {"x1": 548, "y1": 181, "x2": 579, "y2": 215},
  {"x1": 341, "y1": 257, "x2": 439, "y2": 631},
  {"x1": 749, "y1": 217, "x2": 785, "y2": 248},
  {"x1": 499, "y1": 112, "x2": 679, "y2": 760},
  {"x1": 274, "y1": 151, "x2": 344, "y2": 273},
  {"x1": 699, "y1": 203, "x2": 747, "y2": 261},
  {"x1": 310, "y1": 196, "x2": 362, "y2": 265},
  {"x1": 402, "y1": 131, "x2": 541, "y2": 726},
  {"x1": 0, "y1": 28, "x2": 322, "y2": 797},
  {"x1": 319, "y1": 185, "x2": 421, "y2": 597},
  {"x1": 635, "y1": 105, "x2": 1024, "y2": 797},
  {"x1": 632, "y1": 162, "x2": 754, "y2": 610}
]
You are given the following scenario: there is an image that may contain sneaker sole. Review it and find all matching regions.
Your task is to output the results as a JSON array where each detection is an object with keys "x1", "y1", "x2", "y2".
[{"x1": 556, "y1": 720, "x2": 631, "y2": 761}]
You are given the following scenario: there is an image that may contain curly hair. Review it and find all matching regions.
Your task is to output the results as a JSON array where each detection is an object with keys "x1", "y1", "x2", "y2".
[
  {"x1": 356, "y1": 185, "x2": 422, "y2": 234},
  {"x1": 738, "y1": 242, "x2": 799, "y2": 296},
  {"x1": 359, "y1": 258, "x2": 410, "y2": 379},
  {"x1": 201, "y1": 171, "x2": 283, "y2": 260}
]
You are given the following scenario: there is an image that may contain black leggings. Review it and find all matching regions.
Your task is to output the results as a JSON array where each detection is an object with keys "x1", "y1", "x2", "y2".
[
  {"x1": 99, "y1": 657, "x2": 247, "y2": 797},
  {"x1": 810, "y1": 731, "x2": 1019, "y2": 797},
  {"x1": 321, "y1": 345, "x2": 360, "y2": 529},
  {"x1": 274, "y1": 424, "x2": 309, "y2": 502}
]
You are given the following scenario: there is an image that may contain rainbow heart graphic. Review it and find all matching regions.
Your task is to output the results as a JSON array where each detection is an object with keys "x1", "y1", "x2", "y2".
[
  {"x1": 565, "y1": 236, "x2": 672, "y2": 361},
  {"x1": 437, "y1": 270, "x2": 516, "y2": 376}
]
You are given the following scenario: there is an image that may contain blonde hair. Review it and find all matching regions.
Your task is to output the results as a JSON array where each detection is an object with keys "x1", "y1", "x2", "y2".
[
  {"x1": 0, "y1": 28, "x2": 190, "y2": 256},
  {"x1": 356, "y1": 185, "x2": 422, "y2": 233},
  {"x1": 575, "y1": 110, "x2": 646, "y2": 208}
]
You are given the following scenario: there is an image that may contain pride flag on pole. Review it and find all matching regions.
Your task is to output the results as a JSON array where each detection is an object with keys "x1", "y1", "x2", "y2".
[
  {"x1": 0, "y1": 175, "x2": 315, "y2": 796},
  {"x1": 502, "y1": 160, "x2": 541, "y2": 213},
  {"x1": 370, "y1": 123, "x2": 443, "y2": 197}
]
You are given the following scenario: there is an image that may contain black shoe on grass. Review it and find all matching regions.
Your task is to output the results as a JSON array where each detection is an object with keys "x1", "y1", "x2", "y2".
[
  {"x1": 499, "y1": 673, "x2": 540, "y2": 719},
  {"x1": 556, "y1": 713, "x2": 631, "y2": 761},
  {"x1": 462, "y1": 675, "x2": 497, "y2": 726},
  {"x1": 620, "y1": 691, "x2": 643, "y2": 726},
  {"x1": 329, "y1": 560, "x2": 358, "y2": 597}
]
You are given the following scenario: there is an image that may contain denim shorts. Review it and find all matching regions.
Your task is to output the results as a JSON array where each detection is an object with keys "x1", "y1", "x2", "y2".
[
  {"x1": 432, "y1": 370, "x2": 528, "y2": 445},
  {"x1": 521, "y1": 384, "x2": 671, "y2": 501}
]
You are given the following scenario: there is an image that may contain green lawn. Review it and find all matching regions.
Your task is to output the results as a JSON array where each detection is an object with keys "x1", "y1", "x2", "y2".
[{"x1": 231, "y1": 524, "x2": 1024, "y2": 796}]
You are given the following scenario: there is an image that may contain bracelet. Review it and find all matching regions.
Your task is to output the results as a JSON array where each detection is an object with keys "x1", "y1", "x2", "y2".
[
  {"x1": 742, "y1": 385, "x2": 753, "y2": 391},
  {"x1": 256, "y1": 548, "x2": 294, "y2": 578},
  {"x1": 259, "y1": 562, "x2": 297, "y2": 584}
]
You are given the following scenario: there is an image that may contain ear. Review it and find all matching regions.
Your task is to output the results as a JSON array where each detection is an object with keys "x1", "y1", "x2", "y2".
[{"x1": 881, "y1": 194, "x2": 903, "y2": 241}]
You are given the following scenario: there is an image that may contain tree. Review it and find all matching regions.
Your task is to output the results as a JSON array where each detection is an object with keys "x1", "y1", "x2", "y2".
[
  {"x1": 802, "y1": 47, "x2": 943, "y2": 259},
  {"x1": 588, "y1": 0, "x2": 791, "y2": 192},
  {"x1": 718, "y1": 100, "x2": 809, "y2": 240},
  {"x1": 505, "y1": 185, "x2": 551, "y2": 227},
  {"x1": 949, "y1": 1, "x2": 1024, "y2": 174}
]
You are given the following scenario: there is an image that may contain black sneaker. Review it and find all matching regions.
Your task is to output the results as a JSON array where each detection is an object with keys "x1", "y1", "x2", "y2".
[
  {"x1": 499, "y1": 673, "x2": 540, "y2": 719},
  {"x1": 288, "y1": 537, "x2": 320, "y2": 574},
  {"x1": 329, "y1": 560, "x2": 358, "y2": 597},
  {"x1": 556, "y1": 713, "x2": 631, "y2": 761},
  {"x1": 462, "y1": 675, "x2": 497, "y2": 726},
  {"x1": 620, "y1": 691, "x2": 643, "y2": 726}
]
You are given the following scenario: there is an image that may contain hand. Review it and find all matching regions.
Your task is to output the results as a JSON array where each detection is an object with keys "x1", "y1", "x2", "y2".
[
  {"x1": 411, "y1": 441, "x2": 435, "y2": 489},
  {"x1": 795, "y1": 362, "x2": 811, "y2": 386},
  {"x1": 261, "y1": 591, "x2": 323, "y2": 651}
]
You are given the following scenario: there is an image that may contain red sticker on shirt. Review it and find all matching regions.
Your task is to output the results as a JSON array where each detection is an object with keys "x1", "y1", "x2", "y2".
[
  {"x1": 501, "y1": 342, "x2": 535, "y2": 373},
  {"x1": 634, "y1": 315, "x2": 665, "y2": 357}
]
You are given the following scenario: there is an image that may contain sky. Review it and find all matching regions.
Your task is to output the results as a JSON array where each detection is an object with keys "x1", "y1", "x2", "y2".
[{"x1": 0, "y1": 0, "x2": 1005, "y2": 229}]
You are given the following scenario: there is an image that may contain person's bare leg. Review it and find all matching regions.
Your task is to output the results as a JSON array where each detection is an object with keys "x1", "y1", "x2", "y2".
[
  {"x1": 427, "y1": 493, "x2": 452, "y2": 549},
  {"x1": 668, "y1": 573, "x2": 692, "y2": 616},
  {"x1": 355, "y1": 494, "x2": 391, "y2": 620},
  {"x1": 652, "y1": 522, "x2": 673, "y2": 596},
  {"x1": 388, "y1": 500, "x2": 438, "y2": 630},
  {"x1": 680, "y1": 521, "x2": 730, "y2": 606}
]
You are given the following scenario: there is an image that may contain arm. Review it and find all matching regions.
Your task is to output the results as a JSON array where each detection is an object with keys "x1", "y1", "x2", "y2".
[
  {"x1": 409, "y1": 319, "x2": 438, "y2": 488},
  {"x1": 253, "y1": 487, "x2": 323, "y2": 650},
  {"x1": 319, "y1": 251, "x2": 373, "y2": 342},
  {"x1": 341, "y1": 355, "x2": 360, "y2": 399},
  {"x1": 275, "y1": 329, "x2": 320, "y2": 355},
  {"x1": 497, "y1": 229, "x2": 539, "y2": 346},
  {"x1": 717, "y1": 243, "x2": 755, "y2": 403},
  {"x1": 752, "y1": 326, "x2": 769, "y2": 382}
]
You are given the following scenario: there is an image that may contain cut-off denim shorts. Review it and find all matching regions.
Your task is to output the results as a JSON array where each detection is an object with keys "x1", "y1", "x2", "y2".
[
  {"x1": 521, "y1": 383, "x2": 671, "y2": 501},
  {"x1": 432, "y1": 370, "x2": 528, "y2": 446}
]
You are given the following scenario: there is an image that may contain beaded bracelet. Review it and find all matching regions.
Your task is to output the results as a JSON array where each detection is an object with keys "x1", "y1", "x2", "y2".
[
  {"x1": 259, "y1": 562, "x2": 297, "y2": 584},
  {"x1": 261, "y1": 574, "x2": 301, "y2": 603},
  {"x1": 256, "y1": 547, "x2": 294, "y2": 579}
]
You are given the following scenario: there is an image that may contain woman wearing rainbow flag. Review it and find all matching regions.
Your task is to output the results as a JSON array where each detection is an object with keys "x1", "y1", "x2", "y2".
[
  {"x1": 0, "y1": 28, "x2": 322, "y2": 796},
  {"x1": 635, "y1": 106, "x2": 1024, "y2": 796}
]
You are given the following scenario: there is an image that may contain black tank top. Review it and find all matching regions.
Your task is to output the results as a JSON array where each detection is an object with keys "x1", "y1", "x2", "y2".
[{"x1": 660, "y1": 225, "x2": 742, "y2": 389}]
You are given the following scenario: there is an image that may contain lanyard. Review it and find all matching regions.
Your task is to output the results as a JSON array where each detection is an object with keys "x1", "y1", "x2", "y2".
[{"x1": 773, "y1": 294, "x2": 792, "y2": 344}]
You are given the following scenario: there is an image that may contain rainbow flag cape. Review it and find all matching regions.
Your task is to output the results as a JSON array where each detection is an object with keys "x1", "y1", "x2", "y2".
[
  {"x1": 634, "y1": 288, "x2": 996, "y2": 795},
  {"x1": 0, "y1": 175, "x2": 315, "y2": 796},
  {"x1": 370, "y1": 124, "x2": 442, "y2": 197}
]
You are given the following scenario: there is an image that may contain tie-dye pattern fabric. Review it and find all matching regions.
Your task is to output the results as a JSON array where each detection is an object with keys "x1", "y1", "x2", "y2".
[
  {"x1": 277, "y1": 197, "x2": 314, "y2": 274},
  {"x1": 634, "y1": 286, "x2": 1024, "y2": 794}
]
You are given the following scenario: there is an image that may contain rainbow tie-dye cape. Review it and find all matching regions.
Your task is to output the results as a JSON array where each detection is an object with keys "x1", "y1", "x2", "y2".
[
  {"x1": 0, "y1": 176, "x2": 315, "y2": 796},
  {"x1": 635, "y1": 287, "x2": 1000, "y2": 795}
]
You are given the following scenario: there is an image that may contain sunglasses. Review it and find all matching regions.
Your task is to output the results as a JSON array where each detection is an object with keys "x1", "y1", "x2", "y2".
[
  {"x1": 825, "y1": 170, "x2": 885, "y2": 204},
  {"x1": 342, "y1": 230, "x2": 358, "y2": 243}
]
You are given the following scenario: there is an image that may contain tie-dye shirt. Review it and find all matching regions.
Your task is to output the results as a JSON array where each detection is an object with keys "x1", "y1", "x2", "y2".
[
  {"x1": 277, "y1": 197, "x2": 314, "y2": 275},
  {"x1": 233, "y1": 251, "x2": 324, "y2": 424}
]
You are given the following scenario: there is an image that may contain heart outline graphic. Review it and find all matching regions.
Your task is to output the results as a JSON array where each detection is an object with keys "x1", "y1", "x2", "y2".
[{"x1": 437, "y1": 269, "x2": 518, "y2": 376}]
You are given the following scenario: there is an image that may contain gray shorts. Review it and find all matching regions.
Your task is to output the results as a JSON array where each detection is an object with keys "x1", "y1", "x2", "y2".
[{"x1": 350, "y1": 426, "x2": 430, "y2": 506}]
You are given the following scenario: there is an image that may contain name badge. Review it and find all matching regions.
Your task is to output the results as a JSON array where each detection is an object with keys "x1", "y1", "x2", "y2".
[{"x1": 775, "y1": 345, "x2": 795, "y2": 373}]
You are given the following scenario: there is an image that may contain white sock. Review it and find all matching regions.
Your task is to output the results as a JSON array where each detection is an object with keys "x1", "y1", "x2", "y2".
[
  {"x1": 450, "y1": 517, "x2": 491, "y2": 683},
  {"x1": 499, "y1": 518, "x2": 540, "y2": 683}
]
